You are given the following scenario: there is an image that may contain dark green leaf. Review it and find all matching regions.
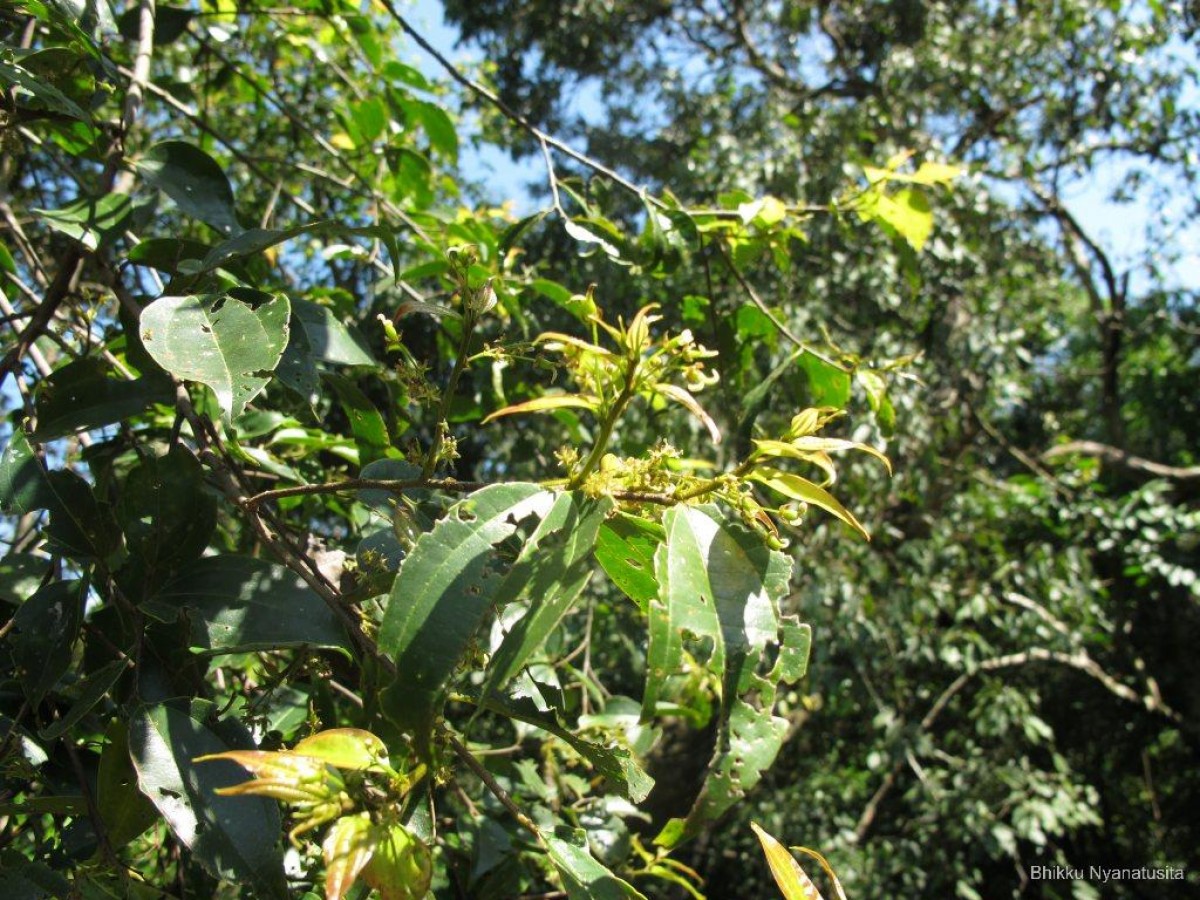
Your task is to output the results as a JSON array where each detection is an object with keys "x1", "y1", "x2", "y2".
[
  {"x1": 98, "y1": 718, "x2": 159, "y2": 849},
  {"x1": 482, "y1": 694, "x2": 654, "y2": 803},
  {"x1": 325, "y1": 372, "x2": 390, "y2": 461},
  {"x1": 199, "y1": 223, "x2": 325, "y2": 271},
  {"x1": 9, "y1": 580, "x2": 83, "y2": 703},
  {"x1": 116, "y1": 445, "x2": 216, "y2": 579},
  {"x1": 480, "y1": 492, "x2": 613, "y2": 702},
  {"x1": 129, "y1": 703, "x2": 286, "y2": 896},
  {"x1": 146, "y1": 556, "x2": 351, "y2": 655},
  {"x1": 127, "y1": 237, "x2": 213, "y2": 274},
  {"x1": 32, "y1": 358, "x2": 173, "y2": 441},
  {"x1": 0, "y1": 429, "x2": 120, "y2": 558},
  {"x1": 135, "y1": 141, "x2": 242, "y2": 236},
  {"x1": 38, "y1": 659, "x2": 129, "y2": 741},
  {"x1": 293, "y1": 298, "x2": 375, "y2": 367}
]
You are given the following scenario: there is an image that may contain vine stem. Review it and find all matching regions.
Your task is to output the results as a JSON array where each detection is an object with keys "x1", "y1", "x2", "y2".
[
  {"x1": 423, "y1": 313, "x2": 477, "y2": 479},
  {"x1": 568, "y1": 377, "x2": 637, "y2": 490},
  {"x1": 447, "y1": 734, "x2": 543, "y2": 843}
]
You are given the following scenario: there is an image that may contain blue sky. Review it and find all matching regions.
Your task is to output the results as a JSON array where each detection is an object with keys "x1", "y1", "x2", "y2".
[{"x1": 404, "y1": 0, "x2": 1199, "y2": 294}]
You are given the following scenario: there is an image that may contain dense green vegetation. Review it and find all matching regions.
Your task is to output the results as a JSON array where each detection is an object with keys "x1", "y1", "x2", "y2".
[{"x1": 1, "y1": 0, "x2": 1197, "y2": 897}]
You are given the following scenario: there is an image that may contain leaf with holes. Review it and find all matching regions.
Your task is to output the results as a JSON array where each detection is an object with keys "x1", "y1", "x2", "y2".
[
  {"x1": 139, "y1": 291, "x2": 290, "y2": 422},
  {"x1": 479, "y1": 492, "x2": 612, "y2": 704},
  {"x1": 377, "y1": 484, "x2": 554, "y2": 750},
  {"x1": 645, "y1": 506, "x2": 811, "y2": 848},
  {"x1": 595, "y1": 513, "x2": 663, "y2": 613}
]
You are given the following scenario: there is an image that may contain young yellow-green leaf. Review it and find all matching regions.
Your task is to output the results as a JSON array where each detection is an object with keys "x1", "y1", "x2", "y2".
[
  {"x1": 292, "y1": 729, "x2": 390, "y2": 772},
  {"x1": 140, "y1": 291, "x2": 290, "y2": 422},
  {"x1": 323, "y1": 813, "x2": 377, "y2": 900},
  {"x1": 750, "y1": 823, "x2": 823, "y2": 900},
  {"x1": 482, "y1": 393, "x2": 600, "y2": 424},
  {"x1": 791, "y1": 846, "x2": 849, "y2": 900},
  {"x1": 749, "y1": 468, "x2": 870, "y2": 540},
  {"x1": 752, "y1": 438, "x2": 891, "y2": 475},
  {"x1": 361, "y1": 822, "x2": 433, "y2": 900},
  {"x1": 653, "y1": 382, "x2": 721, "y2": 444},
  {"x1": 871, "y1": 187, "x2": 933, "y2": 251}
]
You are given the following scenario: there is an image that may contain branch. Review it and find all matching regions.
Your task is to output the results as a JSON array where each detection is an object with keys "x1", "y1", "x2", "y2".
[
  {"x1": 0, "y1": 0, "x2": 156, "y2": 389},
  {"x1": 244, "y1": 477, "x2": 486, "y2": 509},
  {"x1": 1042, "y1": 440, "x2": 1200, "y2": 481},
  {"x1": 376, "y1": 0, "x2": 662, "y2": 207}
]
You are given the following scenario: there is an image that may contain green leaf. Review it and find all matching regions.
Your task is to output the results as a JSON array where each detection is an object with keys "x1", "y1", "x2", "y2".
[
  {"x1": 481, "y1": 694, "x2": 654, "y2": 803},
  {"x1": 362, "y1": 821, "x2": 433, "y2": 900},
  {"x1": 564, "y1": 218, "x2": 622, "y2": 259},
  {"x1": 293, "y1": 298, "x2": 375, "y2": 367},
  {"x1": 9, "y1": 580, "x2": 83, "y2": 704},
  {"x1": 129, "y1": 703, "x2": 286, "y2": 897},
  {"x1": 146, "y1": 556, "x2": 351, "y2": 655},
  {"x1": 479, "y1": 492, "x2": 612, "y2": 703},
  {"x1": 139, "y1": 291, "x2": 290, "y2": 422},
  {"x1": 127, "y1": 237, "x2": 213, "y2": 274},
  {"x1": 135, "y1": 140, "x2": 242, "y2": 235},
  {"x1": 199, "y1": 223, "x2": 324, "y2": 271},
  {"x1": 749, "y1": 467, "x2": 870, "y2": 540},
  {"x1": 377, "y1": 484, "x2": 554, "y2": 750},
  {"x1": 0, "y1": 553, "x2": 50, "y2": 606},
  {"x1": 797, "y1": 351, "x2": 852, "y2": 409},
  {"x1": 97, "y1": 719, "x2": 158, "y2": 849},
  {"x1": 32, "y1": 358, "x2": 172, "y2": 441},
  {"x1": 0, "y1": 429, "x2": 120, "y2": 558},
  {"x1": 0, "y1": 53, "x2": 91, "y2": 121},
  {"x1": 37, "y1": 659, "x2": 128, "y2": 741},
  {"x1": 545, "y1": 828, "x2": 647, "y2": 899},
  {"x1": 594, "y1": 513, "x2": 663, "y2": 613},
  {"x1": 325, "y1": 372, "x2": 390, "y2": 461},
  {"x1": 645, "y1": 507, "x2": 810, "y2": 847},
  {"x1": 33, "y1": 192, "x2": 132, "y2": 251},
  {"x1": 116, "y1": 445, "x2": 217, "y2": 581}
]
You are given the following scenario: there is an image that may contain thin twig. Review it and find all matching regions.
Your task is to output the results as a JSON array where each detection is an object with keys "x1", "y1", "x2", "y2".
[{"x1": 447, "y1": 734, "x2": 543, "y2": 842}]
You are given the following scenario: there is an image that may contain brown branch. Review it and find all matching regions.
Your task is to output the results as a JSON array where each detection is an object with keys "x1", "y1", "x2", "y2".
[
  {"x1": 1042, "y1": 440, "x2": 1200, "y2": 481},
  {"x1": 0, "y1": 0, "x2": 156, "y2": 389},
  {"x1": 447, "y1": 734, "x2": 543, "y2": 843},
  {"x1": 245, "y1": 477, "x2": 486, "y2": 509}
]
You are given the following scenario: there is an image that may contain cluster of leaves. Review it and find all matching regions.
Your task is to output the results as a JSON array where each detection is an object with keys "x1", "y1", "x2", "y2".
[{"x1": 0, "y1": 0, "x2": 960, "y2": 898}]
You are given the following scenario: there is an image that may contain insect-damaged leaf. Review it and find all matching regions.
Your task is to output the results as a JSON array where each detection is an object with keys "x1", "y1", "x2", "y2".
[
  {"x1": 478, "y1": 492, "x2": 612, "y2": 704},
  {"x1": 139, "y1": 290, "x2": 290, "y2": 422},
  {"x1": 644, "y1": 506, "x2": 811, "y2": 848},
  {"x1": 377, "y1": 484, "x2": 554, "y2": 750}
]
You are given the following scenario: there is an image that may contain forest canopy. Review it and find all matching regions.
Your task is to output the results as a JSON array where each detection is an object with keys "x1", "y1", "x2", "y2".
[{"x1": 1, "y1": 1, "x2": 1198, "y2": 898}]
